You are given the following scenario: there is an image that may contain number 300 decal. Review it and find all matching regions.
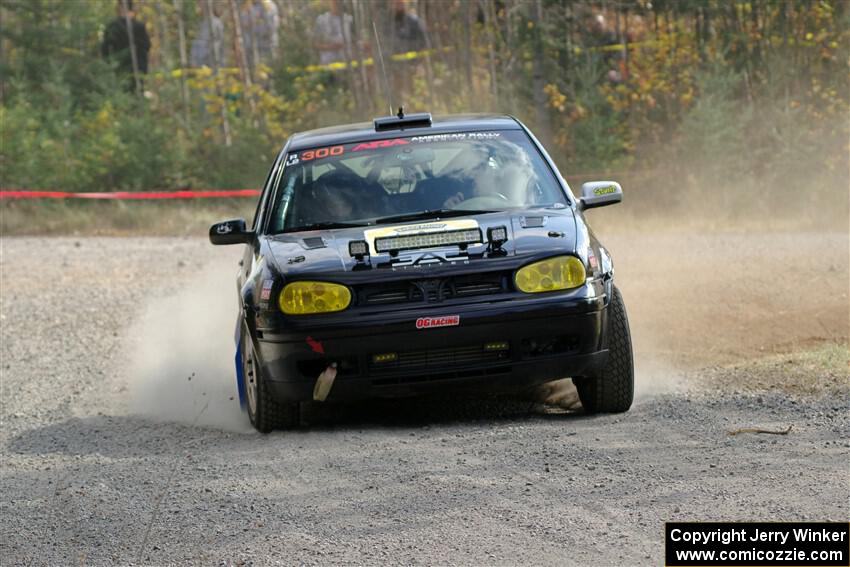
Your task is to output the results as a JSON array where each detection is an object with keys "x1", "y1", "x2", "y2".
[{"x1": 301, "y1": 145, "x2": 344, "y2": 161}]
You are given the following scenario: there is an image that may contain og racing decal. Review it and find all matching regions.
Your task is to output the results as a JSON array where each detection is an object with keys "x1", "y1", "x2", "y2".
[{"x1": 415, "y1": 315, "x2": 460, "y2": 330}]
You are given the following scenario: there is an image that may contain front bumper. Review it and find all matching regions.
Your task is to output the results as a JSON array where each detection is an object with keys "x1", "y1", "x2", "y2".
[{"x1": 252, "y1": 284, "x2": 611, "y2": 403}]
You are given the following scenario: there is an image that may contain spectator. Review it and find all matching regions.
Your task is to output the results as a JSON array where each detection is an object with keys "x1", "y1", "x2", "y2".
[
  {"x1": 386, "y1": 0, "x2": 426, "y2": 103},
  {"x1": 101, "y1": 0, "x2": 151, "y2": 92},
  {"x1": 389, "y1": 0, "x2": 426, "y2": 55},
  {"x1": 190, "y1": 3, "x2": 225, "y2": 68},
  {"x1": 241, "y1": 0, "x2": 279, "y2": 71},
  {"x1": 584, "y1": 12, "x2": 626, "y2": 83},
  {"x1": 313, "y1": 0, "x2": 354, "y2": 66}
]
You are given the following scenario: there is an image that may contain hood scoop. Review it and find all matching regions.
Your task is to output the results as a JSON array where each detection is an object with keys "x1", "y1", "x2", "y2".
[{"x1": 302, "y1": 236, "x2": 327, "y2": 249}]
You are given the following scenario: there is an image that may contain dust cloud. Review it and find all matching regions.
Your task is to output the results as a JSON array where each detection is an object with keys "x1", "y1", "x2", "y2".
[
  {"x1": 588, "y1": 169, "x2": 848, "y2": 399},
  {"x1": 125, "y1": 261, "x2": 251, "y2": 432},
  {"x1": 632, "y1": 353, "x2": 688, "y2": 402}
]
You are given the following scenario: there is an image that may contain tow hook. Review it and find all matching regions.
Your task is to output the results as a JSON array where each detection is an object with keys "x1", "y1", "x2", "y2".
[{"x1": 313, "y1": 362, "x2": 338, "y2": 402}]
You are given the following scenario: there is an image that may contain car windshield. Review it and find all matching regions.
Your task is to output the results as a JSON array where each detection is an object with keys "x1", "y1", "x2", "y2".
[{"x1": 267, "y1": 130, "x2": 568, "y2": 233}]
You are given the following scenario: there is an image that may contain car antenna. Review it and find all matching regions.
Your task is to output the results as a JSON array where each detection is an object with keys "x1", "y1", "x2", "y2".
[{"x1": 372, "y1": 20, "x2": 394, "y2": 116}]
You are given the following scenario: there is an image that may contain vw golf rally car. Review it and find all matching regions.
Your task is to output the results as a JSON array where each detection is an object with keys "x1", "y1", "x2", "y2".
[{"x1": 210, "y1": 112, "x2": 634, "y2": 432}]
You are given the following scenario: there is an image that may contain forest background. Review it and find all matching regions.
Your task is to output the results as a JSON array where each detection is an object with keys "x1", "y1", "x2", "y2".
[{"x1": 1, "y1": 0, "x2": 848, "y2": 233}]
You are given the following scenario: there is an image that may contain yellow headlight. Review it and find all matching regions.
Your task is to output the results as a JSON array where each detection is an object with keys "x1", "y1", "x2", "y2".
[
  {"x1": 515, "y1": 256, "x2": 586, "y2": 293},
  {"x1": 279, "y1": 281, "x2": 351, "y2": 315}
]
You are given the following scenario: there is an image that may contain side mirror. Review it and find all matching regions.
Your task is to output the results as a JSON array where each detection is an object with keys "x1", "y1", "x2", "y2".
[
  {"x1": 579, "y1": 181, "x2": 623, "y2": 210},
  {"x1": 209, "y1": 218, "x2": 253, "y2": 245}
]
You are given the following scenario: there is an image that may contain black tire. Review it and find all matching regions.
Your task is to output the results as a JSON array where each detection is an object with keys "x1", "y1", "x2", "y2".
[
  {"x1": 574, "y1": 285, "x2": 634, "y2": 413},
  {"x1": 243, "y1": 330, "x2": 299, "y2": 433}
]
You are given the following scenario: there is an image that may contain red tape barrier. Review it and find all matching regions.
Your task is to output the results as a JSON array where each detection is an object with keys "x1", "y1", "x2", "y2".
[{"x1": 0, "y1": 189, "x2": 261, "y2": 200}]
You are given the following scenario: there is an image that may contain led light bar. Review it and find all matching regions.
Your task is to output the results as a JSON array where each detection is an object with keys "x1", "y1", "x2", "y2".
[{"x1": 374, "y1": 228, "x2": 482, "y2": 253}]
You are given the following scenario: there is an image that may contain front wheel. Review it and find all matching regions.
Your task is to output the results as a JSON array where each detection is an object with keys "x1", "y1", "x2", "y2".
[
  {"x1": 574, "y1": 285, "x2": 634, "y2": 413},
  {"x1": 242, "y1": 329, "x2": 299, "y2": 433}
]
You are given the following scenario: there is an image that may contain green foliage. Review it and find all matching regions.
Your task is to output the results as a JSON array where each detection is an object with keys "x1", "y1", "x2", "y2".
[
  {"x1": 677, "y1": 66, "x2": 752, "y2": 178},
  {"x1": 3, "y1": 83, "x2": 176, "y2": 192}
]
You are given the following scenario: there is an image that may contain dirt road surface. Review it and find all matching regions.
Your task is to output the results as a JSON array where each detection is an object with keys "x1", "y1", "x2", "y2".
[{"x1": 1, "y1": 229, "x2": 848, "y2": 566}]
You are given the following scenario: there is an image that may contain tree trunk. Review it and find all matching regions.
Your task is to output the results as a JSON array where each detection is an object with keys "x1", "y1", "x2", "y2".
[
  {"x1": 155, "y1": 0, "x2": 173, "y2": 71},
  {"x1": 530, "y1": 0, "x2": 550, "y2": 145},
  {"x1": 417, "y1": 0, "x2": 437, "y2": 110},
  {"x1": 463, "y1": 0, "x2": 474, "y2": 108},
  {"x1": 481, "y1": 0, "x2": 498, "y2": 107},
  {"x1": 227, "y1": 0, "x2": 258, "y2": 118},
  {"x1": 120, "y1": 0, "x2": 142, "y2": 95},
  {"x1": 351, "y1": 0, "x2": 372, "y2": 114},
  {"x1": 503, "y1": 0, "x2": 518, "y2": 113},
  {"x1": 173, "y1": 0, "x2": 191, "y2": 131},
  {"x1": 340, "y1": 0, "x2": 362, "y2": 115},
  {"x1": 205, "y1": 0, "x2": 232, "y2": 146}
]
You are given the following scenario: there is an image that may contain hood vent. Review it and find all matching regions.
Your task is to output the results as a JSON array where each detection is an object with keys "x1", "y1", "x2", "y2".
[
  {"x1": 520, "y1": 216, "x2": 547, "y2": 228},
  {"x1": 302, "y1": 237, "x2": 326, "y2": 249}
]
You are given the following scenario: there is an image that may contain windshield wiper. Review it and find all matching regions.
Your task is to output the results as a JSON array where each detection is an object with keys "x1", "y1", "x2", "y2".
[
  {"x1": 281, "y1": 221, "x2": 372, "y2": 233},
  {"x1": 373, "y1": 209, "x2": 497, "y2": 225}
]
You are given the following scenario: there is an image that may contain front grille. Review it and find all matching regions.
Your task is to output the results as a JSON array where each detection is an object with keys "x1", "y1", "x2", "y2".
[
  {"x1": 369, "y1": 343, "x2": 511, "y2": 375},
  {"x1": 357, "y1": 271, "x2": 509, "y2": 306}
]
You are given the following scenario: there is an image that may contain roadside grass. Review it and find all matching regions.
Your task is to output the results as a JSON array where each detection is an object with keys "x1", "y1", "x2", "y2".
[
  {"x1": 0, "y1": 199, "x2": 256, "y2": 236},
  {"x1": 701, "y1": 341, "x2": 850, "y2": 397}
]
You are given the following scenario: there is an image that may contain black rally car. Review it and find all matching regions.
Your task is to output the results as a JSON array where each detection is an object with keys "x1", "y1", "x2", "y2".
[{"x1": 210, "y1": 112, "x2": 633, "y2": 432}]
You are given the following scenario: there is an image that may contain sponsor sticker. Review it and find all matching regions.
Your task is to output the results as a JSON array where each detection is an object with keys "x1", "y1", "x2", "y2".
[
  {"x1": 300, "y1": 145, "x2": 344, "y2": 162},
  {"x1": 260, "y1": 279, "x2": 274, "y2": 300},
  {"x1": 351, "y1": 138, "x2": 410, "y2": 152},
  {"x1": 415, "y1": 315, "x2": 460, "y2": 330},
  {"x1": 410, "y1": 132, "x2": 501, "y2": 143},
  {"x1": 593, "y1": 185, "x2": 618, "y2": 196}
]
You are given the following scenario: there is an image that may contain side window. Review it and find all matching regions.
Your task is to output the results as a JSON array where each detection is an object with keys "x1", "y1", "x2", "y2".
[{"x1": 251, "y1": 153, "x2": 283, "y2": 231}]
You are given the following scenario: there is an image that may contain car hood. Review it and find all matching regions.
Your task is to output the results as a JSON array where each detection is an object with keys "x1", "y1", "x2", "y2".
[{"x1": 267, "y1": 210, "x2": 577, "y2": 275}]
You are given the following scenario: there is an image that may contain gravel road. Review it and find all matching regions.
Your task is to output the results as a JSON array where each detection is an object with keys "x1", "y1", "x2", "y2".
[{"x1": 1, "y1": 232, "x2": 848, "y2": 566}]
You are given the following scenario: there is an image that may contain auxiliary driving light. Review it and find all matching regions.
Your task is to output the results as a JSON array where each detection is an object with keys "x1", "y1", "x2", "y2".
[
  {"x1": 514, "y1": 256, "x2": 586, "y2": 293},
  {"x1": 483, "y1": 341, "x2": 510, "y2": 352},
  {"x1": 487, "y1": 226, "x2": 508, "y2": 245},
  {"x1": 349, "y1": 240, "x2": 369, "y2": 258},
  {"x1": 279, "y1": 281, "x2": 351, "y2": 315}
]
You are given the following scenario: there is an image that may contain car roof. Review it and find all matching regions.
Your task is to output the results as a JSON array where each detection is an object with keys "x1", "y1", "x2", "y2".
[{"x1": 287, "y1": 113, "x2": 522, "y2": 152}]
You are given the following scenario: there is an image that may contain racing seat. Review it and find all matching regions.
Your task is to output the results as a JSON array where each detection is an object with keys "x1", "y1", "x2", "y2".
[
  {"x1": 313, "y1": 170, "x2": 390, "y2": 219},
  {"x1": 411, "y1": 176, "x2": 471, "y2": 210}
]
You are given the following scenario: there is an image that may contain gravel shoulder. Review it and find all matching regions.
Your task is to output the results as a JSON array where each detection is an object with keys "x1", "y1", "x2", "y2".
[{"x1": 1, "y1": 233, "x2": 848, "y2": 566}]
